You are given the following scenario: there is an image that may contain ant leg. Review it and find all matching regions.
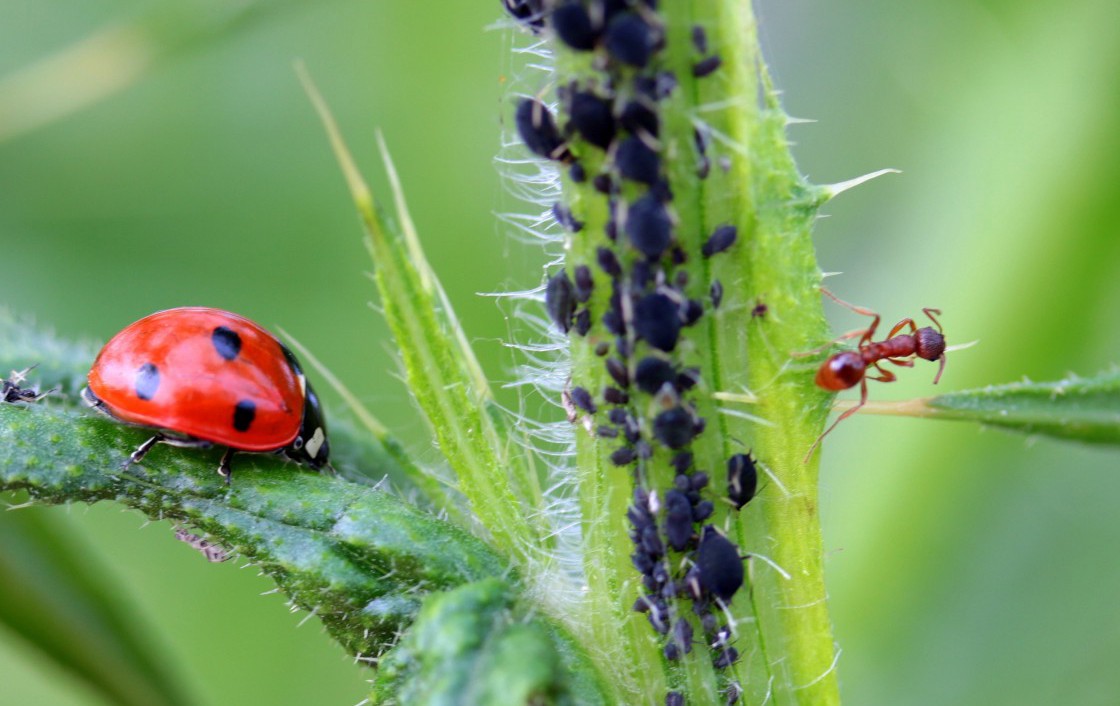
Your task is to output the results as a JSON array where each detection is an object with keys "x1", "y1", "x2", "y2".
[
  {"x1": 864, "y1": 363, "x2": 897, "y2": 384},
  {"x1": 884, "y1": 357, "x2": 915, "y2": 368},
  {"x1": 792, "y1": 327, "x2": 868, "y2": 358},
  {"x1": 821, "y1": 287, "x2": 881, "y2": 343},
  {"x1": 217, "y1": 448, "x2": 236, "y2": 486},
  {"x1": 803, "y1": 379, "x2": 870, "y2": 462},
  {"x1": 923, "y1": 308, "x2": 944, "y2": 334},
  {"x1": 124, "y1": 434, "x2": 164, "y2": 470},
  {"x1": 886, "y1": 318, "x2": 918, "y2": 339}
]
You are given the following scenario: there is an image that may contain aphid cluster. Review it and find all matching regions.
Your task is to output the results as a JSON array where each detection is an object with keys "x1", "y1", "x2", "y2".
[{"x1": 507, "y1": 3, "x2": 754, "y2": 692}]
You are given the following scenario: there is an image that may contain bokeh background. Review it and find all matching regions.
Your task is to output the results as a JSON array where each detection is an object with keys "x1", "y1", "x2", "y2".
[{"x1": 2, "y1": 1, "x2": 1118, "y2": 704}]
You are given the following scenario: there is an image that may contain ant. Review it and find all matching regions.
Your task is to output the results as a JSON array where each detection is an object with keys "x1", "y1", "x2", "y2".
[{"x1": 805, "y1": 289, "x2": 946, "y2": 459}]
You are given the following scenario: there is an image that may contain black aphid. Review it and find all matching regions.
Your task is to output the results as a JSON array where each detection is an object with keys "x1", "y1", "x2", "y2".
[
  {"x1": 605, "y1": 357, "x2": 629, "y2": 388},
  {"x1": 594, "y1": 341, "x2": 610, "y2": 356},
  {"x1": 682, "y1": 299, "x2": 704, "y2": 326},
  {"x1": 666, "y1": 691, "x2": 685, "y2": 706},
  {"x1": 653, "y1": 407, "x2": 695, "y2": 449},
  {"x1": 633, "y1": 293, "x2": 681, "y2": 352},
  {"x1": 545, "y1": 270, "x2": 576, "y2": 333},
  {"x1": 569, "y1": 161, "x2": 587, "y2": 182},
  {"x1": 696, "y1": 526, "x2": 744, "y2": 602},
  {"x1": 691, "y1": 24, "x2": 708, "y2": 54},
  {"x1": 727, "y1": 452, "x2": 758, "y2": 510},
  {"x1": 693, "y1": 55, "x2": 723, "y2": 78},
  {"x1": 625, "y1": 193, "x2": 672, "y2": 260},
  {"x1": 713, "y1": 646, "x2": 739, "y2": 669},
  {"x1": 702, "y1": 224, "x2": 738, "y2": 257},
  {"x1": 611, "y1": 446, "x2": 637, "y2": 466},
  {"x1": 672, "y1": 618, "x2": 694, "y2": 656},
  {"x1": 604, "y1": 12, "x2": 656, "y2": 68},
  {"x1": 592, "y1": 173, "x2": 614, "y2": 194},
  {"x1": 515, "y1": 98, "x2": 568, "y2": 162},
  {"x1": 710, "y1": 280, "x2": 724, "y2": 309},
  {"x1": 569, "y1": 91, "x2": 616, "y2": 150},
  {"x1": 632, "y1": 550, "x2": 655, "y2": 574},
  {"x1": 603, "y1": 386, "x2": 629, "y2": 405},
  {"x1": 502, "y1": 0, "x2": 546, "y2": 32},
  {"x1": 619, "y1": 99, "x2": 659, "y2": 137},
  {"x1": 552, "y1": 202, "x2": 583, "y2": 232},
  {"x1": 634, "y1": 356, "x2": 676, "y2": 394},
  {"x1": 573, "y1": 264, "x2": 594, "y2": 302},
  {"x1": 596, "y1": 246, "x2": 622, "y2": 277},
  {"x1": 690, "y1": 471, "x2": 708, "y2": 490},
  {"x1": 552, "y1": 2, "x2": 598, "y2": 50},
  {"x1": 664, "y1": 489, "x2": 694, "y2": 551},
  {"x1": 570, "y1": 386, "x2": 597, "y2": 414},
  {"x1": 574, "y1": 309, "x2": 592, "y2": 336},
  {"x1": 615, "y1": 136, "x2": 661, "y2": 185},
  {"x1": 597, "y1": 426, "x2": 619, "y2": 439},
  {"x1": 693, "y1": 500, "x2": 714, "y2": 522},
  {"x1": 671, "y1": 451, "x2": 693, "y2": 474}
]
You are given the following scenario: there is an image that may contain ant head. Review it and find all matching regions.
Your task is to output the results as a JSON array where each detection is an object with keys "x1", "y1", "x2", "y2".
[
  {"x1": 815, "y1": 351, "x2": 865, "y2": 391},
  {"x1": 915, "y1": 326, "x2": 947, "y2": 384}
]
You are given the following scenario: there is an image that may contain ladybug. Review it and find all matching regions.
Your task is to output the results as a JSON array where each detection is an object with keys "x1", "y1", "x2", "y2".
[{"x1": 82, "y1": 307, "x2": 329, "y2": 483}]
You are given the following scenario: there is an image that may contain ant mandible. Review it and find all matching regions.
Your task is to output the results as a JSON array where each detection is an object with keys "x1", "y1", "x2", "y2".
[{"x1": 805, "y1": 289, "x2": 947, "y2": 460}]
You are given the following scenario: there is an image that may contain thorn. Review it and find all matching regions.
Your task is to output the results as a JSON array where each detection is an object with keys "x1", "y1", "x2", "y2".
[{"x1": 819, "y1": 168, "x2": 900, "y2": 202}]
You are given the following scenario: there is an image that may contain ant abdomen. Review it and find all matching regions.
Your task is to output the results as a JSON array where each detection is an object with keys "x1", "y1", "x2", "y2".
[{"x1": 815, "y1": 351, "x2": 865, "y2": 391}]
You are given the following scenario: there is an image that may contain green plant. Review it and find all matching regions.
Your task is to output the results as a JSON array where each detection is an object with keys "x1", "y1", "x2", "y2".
[{"x1": 2, "y1": 2, "x2": 1119, "y2": 705}]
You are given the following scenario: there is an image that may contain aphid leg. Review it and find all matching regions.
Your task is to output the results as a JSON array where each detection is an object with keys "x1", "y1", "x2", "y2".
[
  {"x1": 804, "y1": 378, "x2": 871, "y2": 462},
  {"x1": 124, "y1": 434, "x2": 164, "y2": 470},
  {"x1": 923, "y1": 308, "x2": 944, "y2": 333},
  {"x1": 217, "y1": 448, "x2": 236, "y2": 485},
  {"x1": 820, "y1": 287, "x2": 881, "y2": 344}
]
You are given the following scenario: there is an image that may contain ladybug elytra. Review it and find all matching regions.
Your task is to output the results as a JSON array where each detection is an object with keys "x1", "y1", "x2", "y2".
[{"x1": 83, "y1": 307, "x2": 329, "y2": 483}]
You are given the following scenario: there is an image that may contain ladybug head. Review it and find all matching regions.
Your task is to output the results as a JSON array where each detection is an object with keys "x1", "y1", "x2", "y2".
[{"x1": 286, "y1": 383, "x2": 329, "y2": 469}]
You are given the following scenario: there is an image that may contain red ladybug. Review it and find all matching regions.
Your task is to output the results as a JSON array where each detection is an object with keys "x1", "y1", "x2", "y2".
[{"x1": 83, "y1": 307, "x2": 329, "y2": 482}]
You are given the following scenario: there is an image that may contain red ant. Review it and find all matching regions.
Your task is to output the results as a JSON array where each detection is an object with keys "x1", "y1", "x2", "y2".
[{"x1": 805, "y1": 289, "x2": 947, "y2": 459}]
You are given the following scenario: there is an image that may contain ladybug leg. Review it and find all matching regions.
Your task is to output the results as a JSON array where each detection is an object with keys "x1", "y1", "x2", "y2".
[
  {"x1": 124, "y1": 434, "x2": 164, "y2": 469},
  {"x1": 217, "y1": 448, "x2": 236, "y2": 485}
]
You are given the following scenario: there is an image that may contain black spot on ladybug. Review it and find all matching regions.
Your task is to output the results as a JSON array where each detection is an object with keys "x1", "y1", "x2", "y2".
[
  {"x1": 633, "y1": 294, "x2": 681, "y2": 352},
  {"x1": 569, "y1": 91, "x2": 616, "y2": 150},
  {"x1": 211, "y1": 326, "x2": 242, "y2": 361},
  {"x1": 616, "y1": 136, "x2": 661, "y2": 185},
  {"x1": 653, "y1": 407, "x2": 696, "y2": 449},
  {"x1": 625, "y1": 193, "x2": 672, "y2": 260},
  {"x1": 604, "y1": 12, "x2": 657, "y2": 68},
  {"x1": 696, "y1": 526, "x2": 744, "y2": 602},
  {"x1": 233, "y1": 399, "x2": 256, "y2": 432},
  {"x1": 692, "y1": 55, "x2": 723, "y2": 78},
  {"x1": 727, "y1": 452, "x2": 759, "y2": 510},
  {"x1": 552, "y1": 2, "x2": 598, "y2": 51},
  {"x1": 702, "y1": 225, "x2": 738, "y2": 257},
  {"x1": 515, "y1": 98, "x2": 569, "y2": 162},
  {"x1": 134, "y1": 363, "x2": 160, "y2": 401}
]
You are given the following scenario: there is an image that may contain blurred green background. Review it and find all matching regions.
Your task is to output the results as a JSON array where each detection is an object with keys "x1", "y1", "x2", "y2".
[{"x1": 1, "y1": 1, "x2": 1118, "y2": 704}]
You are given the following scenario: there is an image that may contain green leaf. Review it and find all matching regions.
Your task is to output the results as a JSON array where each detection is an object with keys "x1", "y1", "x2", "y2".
[
  {"x1": 369, "y1": 578, "x2": 609, "y2": 706},
  {"x1": 0, "y1": 403, "x2": 506, "y2": 658},
  {"x1": 0, "y1": 509, "x2": 193, "y2": 706},
  {"x1": 923, "y1": 371, "x2": 1120, "y2": 444}
]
